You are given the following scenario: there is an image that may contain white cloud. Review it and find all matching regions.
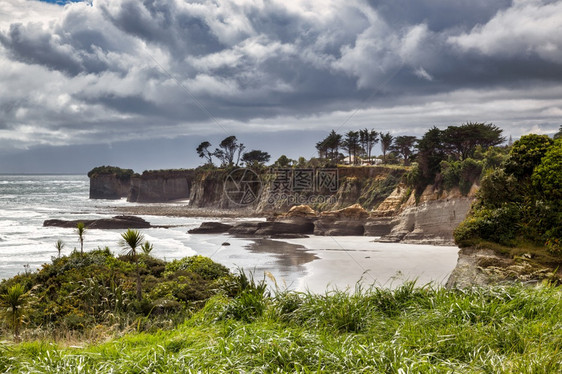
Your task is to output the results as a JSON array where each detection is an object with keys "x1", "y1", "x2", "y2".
[{"x1": 449, "y1": 0, "x2": 562, "y2": 62}]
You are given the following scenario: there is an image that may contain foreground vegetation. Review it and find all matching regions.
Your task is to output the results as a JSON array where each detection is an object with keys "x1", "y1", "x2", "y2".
[{"x1": 1, "y1": 281, "x2": 561, "y2": 373}]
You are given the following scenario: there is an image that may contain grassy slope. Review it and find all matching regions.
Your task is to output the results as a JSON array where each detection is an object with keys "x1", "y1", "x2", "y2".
[{"x1": 2, "y1": 283, "x2": 561, "y2": 373}]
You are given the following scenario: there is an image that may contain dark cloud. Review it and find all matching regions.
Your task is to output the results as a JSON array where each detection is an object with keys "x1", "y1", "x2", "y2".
[{"x1": 0, "y1": 0, "x2": 561, "y2": 172}]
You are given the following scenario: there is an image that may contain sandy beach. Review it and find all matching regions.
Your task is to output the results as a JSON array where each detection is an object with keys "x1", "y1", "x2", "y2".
[
  {"x1": 272, "y1": 236, "x2": 460, "y2": 292},
  {"x1": 109, "y1": 203, "x2": 460, "y2": 292}
]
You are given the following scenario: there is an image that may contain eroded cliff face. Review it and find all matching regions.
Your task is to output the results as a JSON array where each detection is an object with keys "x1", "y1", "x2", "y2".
[
  {"x1": 89, "y1": 174, "x2": 131, "y2": 199},
  {"x1": 376, "y1": 185, "x2": 476, "y2": 245},
  {"x1": 128, "y1": 170, "x2": 194, "y2": 203}
]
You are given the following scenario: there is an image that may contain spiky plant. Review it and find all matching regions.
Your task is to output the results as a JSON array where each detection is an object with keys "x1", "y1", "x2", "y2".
[
  {"x1": 54, "y1": 239, "x2": 65, "y2": 258},
  {"x1": 76, "y1": 222, "x2": 85, "y2": 254},
  {"x1": 120, "y1": 229, "x2": 145, "y2": 300},
  {"x1": 1, "y1": 284, "x2": 26, "y2": 340}
]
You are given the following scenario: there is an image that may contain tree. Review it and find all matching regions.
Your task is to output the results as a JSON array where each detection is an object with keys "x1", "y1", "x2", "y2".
[
  {"x1": 359, "y1": 129, "x2": 379, "y2": 161},
  {"x1": 442, "y1": 122, "x2": 505, "y2": 160},
  {"x1": 380, "y1": 132, "x2": 394, "y2": 163},
  {"x1": 241, "y1": 150, "x2": 271, "y2": 166},
  {"x1": 54, "y1": 239, "x2": 65, "y2": 258},
  {"x1": 390, "y1": 136, "x2": 417, "y2": 165},
  {"x1": 274, "y1": 155, "x2": 294, "y2": 168},
  {"x1": 316, "y1": 130, "x2": 342, "y2": 161},
  {"x1": 342, "y1": 130, "x2": 361, "y2": 164},
  {"x1": 76, "y1": 222, "x2": 85, "y2": 254},
  {"x1": 120, "y1": 229, "x2": 145, "y2": 300},
  {"x1": 504, "y1": 134, "x2": 554, "y2": 179},
  {"x1": 235, "y1": 143, "x2": 246, "y2": 166},
  {"x1": 196, "y1": 141, "x2": 214, "y2": 165},
  {"x1": 416, "y1": 127, "x2": 446, "y2": 187},
  {"x1": 532, "y1": 138, "x2": 562, "y2": 208},
  {"x1": 1, "y1": 284, "x2": 26, "y2": 340},
  {"x1": 214, "y1": 135, "x2": 239, "y2": 166}
]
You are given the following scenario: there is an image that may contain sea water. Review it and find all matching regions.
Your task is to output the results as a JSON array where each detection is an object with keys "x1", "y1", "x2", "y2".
[{"x1": 0, "y1": 175, "x2": 300, "y2": 283}]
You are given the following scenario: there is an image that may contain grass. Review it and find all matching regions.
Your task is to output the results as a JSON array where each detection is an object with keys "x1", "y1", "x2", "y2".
[{"x1": 1, "y1": 282, "x2": 561, "y2": 373}]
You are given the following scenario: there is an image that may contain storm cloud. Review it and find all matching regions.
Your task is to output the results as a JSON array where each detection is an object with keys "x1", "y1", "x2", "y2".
[{"x1": 0, "y1": 0, "x2": 561, "y2": 172}]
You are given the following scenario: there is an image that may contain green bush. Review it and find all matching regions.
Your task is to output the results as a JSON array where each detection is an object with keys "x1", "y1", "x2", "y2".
[
  {"x1": 454, "y1": 204, "x2": 520, "y2": 246},
  {"x1": 164, "y1": 256, "x2": 229, "y2": 281}
]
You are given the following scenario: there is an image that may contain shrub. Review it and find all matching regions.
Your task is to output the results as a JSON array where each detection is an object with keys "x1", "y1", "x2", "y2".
[
  {"x1": 164, "y1": 256, "x2": 229, "y2": 280},
  {"x1": 454, "y1": 204, "x2": 520, "y2": 246}
]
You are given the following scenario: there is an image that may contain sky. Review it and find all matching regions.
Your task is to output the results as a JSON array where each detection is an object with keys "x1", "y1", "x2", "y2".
[{"x1": 0, "y1": 0, "x2": 561, "y2": 173}]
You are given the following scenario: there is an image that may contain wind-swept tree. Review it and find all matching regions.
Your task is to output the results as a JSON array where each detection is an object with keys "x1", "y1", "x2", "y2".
[
  {"x1": 235, "y1": 143, "x2": 246, "y2": 166},
  {"x1": 120, "y1": 229, "x2": 145, "y2": 300},
  {"x1": 76, "y1": 222, "x2": 85, "y2": 254},
  {"x1": 1, "y1": 284, "x2": 26, "y2": 340},
  {"x1": 196, "y1": 141, "x2": 214, "y2": 165},
  {"x1": 391, "y1": 136, "x2": 417, "y2": 165},
  {"x1": 214, "y1": 136, "x2": 239, "y2": 166},
  {"x1": 316, "y1": 130, "x2": 342, "y2": 161},
  {"x1": 342, "y1": 130, "x2": 361, "y2": 164},
  {"x1": 213, "y1": 136, "x2": 245, "y2": 167},
  {"x1": 380, "y1": 132, "x2": 394, "y2": 164},
  {"x1": 359, "y1": 129, "x2": 379, "y2": 161}
]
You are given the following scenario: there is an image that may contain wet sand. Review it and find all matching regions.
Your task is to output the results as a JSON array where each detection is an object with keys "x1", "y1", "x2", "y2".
[{"x1": 269, "y1": 236, "x2": 460, "y2": 292}]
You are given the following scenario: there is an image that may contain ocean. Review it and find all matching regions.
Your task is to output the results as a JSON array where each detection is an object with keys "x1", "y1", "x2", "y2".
[
  {"x1": 0, "y1": 174, "x2": 304, "y2": 284},
  {"x1": 0, "y1": 175, "x2": 460, "y2": 291}
]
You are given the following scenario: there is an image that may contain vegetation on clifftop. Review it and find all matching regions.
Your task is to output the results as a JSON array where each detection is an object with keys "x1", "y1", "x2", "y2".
[{"x1": 87, "y1": 165, "x2": 136, "y2": 180}]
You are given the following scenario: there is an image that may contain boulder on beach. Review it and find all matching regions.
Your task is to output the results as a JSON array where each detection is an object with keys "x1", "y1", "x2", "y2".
[
  {"x1": 43, "y1": 215, "x2": 152, "y2": 229},
  {"x1": 188, "y1": 221, "x2": 233, "y2": 234}
]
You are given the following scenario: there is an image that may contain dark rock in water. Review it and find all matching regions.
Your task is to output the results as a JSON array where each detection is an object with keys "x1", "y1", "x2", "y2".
[
  {"x1": 43, "y1": 215, "x2": 151, "y2": 229},
  {"x1": 270, "y1": 233, "x2": 310, "y2": 239},
  {"x1": 188, "y1": 221, "x2": 233, "y2": 234},
  {"x1": 228, "y1": 221, "x2": 265, "y2": 236},
  {"x1": 255, "y1": 218, "x2": 315, "y2": 236}
]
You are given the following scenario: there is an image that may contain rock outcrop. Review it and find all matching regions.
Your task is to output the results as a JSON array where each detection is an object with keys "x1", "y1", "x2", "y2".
[
  {"x1": 187, "y1": 222, "x2": 233, "y2": 234},
  {"x1": 379, "y1": 186, "x2": 475, "y2": 245},
  {"x1": 314, "y1": 204, "x2": 369, "y2": 236},
  {"x1": 89, "y1": 174, "x2": 132, "y2": 200},
  {"x1": 445, "y1": 247, "x2": 559, "y2": 288},
  {"x1": 128, "y1": 170, "x2": 194, "y2": 203},
  {"x1": 44, "y1": 216, "x2": 152, "y2": 229}
]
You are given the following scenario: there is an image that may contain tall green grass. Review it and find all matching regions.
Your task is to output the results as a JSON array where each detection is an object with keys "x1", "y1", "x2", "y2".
[{"x1": 2, "y1": 282, "x2": 561, "y2": 373}]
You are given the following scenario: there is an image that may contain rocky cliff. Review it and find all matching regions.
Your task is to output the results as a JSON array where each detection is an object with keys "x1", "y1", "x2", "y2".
[
  {"x1": 128, "y1": 170, "x2": 195, "y2": 203},
  {"x1": 376, "y1": 185, "x2": 477, "y2": 245},
  {"x1": 88, "y1": 167, "x2": 134, "y2": 199},
  {"x1": 89, "y1": 165, "x2": 474, "y2": 244}
]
